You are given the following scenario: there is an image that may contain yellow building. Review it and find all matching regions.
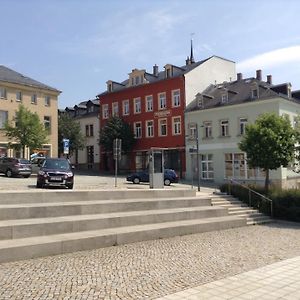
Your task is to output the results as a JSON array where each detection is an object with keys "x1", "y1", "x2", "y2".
[{"x1": 0, "y1": 66, "x2": 61, "y2": 159}]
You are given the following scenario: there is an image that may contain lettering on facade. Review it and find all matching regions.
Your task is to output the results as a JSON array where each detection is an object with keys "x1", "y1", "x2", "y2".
[{"x1": 154, "y1": 110, "x2": 171, "y2": 118}]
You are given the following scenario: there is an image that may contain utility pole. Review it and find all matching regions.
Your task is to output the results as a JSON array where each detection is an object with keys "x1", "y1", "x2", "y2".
[{"x1": 196, "y1": 124, "x2": 200, "y2": 192}]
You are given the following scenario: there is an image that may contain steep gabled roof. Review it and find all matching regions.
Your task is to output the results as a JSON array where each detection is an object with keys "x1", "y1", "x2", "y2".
[
  {"x1": 98, "y1": 55, "x2": 231, "y2": 96},
  {"x1": 186, "y1": 77, "x2": 299, "y2": 112},
  {"x1": 0, "y1": 65, "x2": 61, "y2": 93}
]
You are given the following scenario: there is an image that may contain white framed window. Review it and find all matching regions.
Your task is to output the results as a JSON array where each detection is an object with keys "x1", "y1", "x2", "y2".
[
  {"x1": 31, "y1": 94, "x2": 37, "y2": 105},
  {"x1": 146, "y1": 120, "x2": 154, "y2": 137},
  {"x1": 159, "y1": 118, "x2": 167, "y2": 136},
  {"x1": 0, "y1": 87, "x2": 7, "y2": 99},
  {"x1": 16, "y1": 91, "x2": 22, "y2": 102},
  {"x1": 225, "y1": 153, "x2": 265, "y2": 179},
  {"x1": 102, "y1": 104, "x2": 109, "y2": 119},
  {"x1": 188, "y1": 123, "x2": 197, "y2": 139},
  {"x1": 0, "y1": 110, "x2": 8, "y2": 129},
  {"x1": 201, "y1": 154, "x2": 214, "y2": 179},
  {"x1": 134, "y1": 97, "x2": 141, "y2": 114},
  {"x1": 85, "y1": 124, "x2": 94, "y2": 137},
  {"x1": 158, "y1": 92, "x2": 166, "y2": 110},
  {"x1": 172, "y1": 90, "x2": 180, "y2": 107},
  {"x1": 122, "y1": 100, "x2": 129, "y2": 116},
  {"x1": 112, "y1": 102, "x2": 119, "y2": 117},
  {"x1": 221, "y1": 93, "x2": 228, "y2": 103},
  {"x1": 172, "y1": 116, "x2": 181, "y2": 135},
  {"x1": 203, "y1": 121, "x2": 212, "y2": 138},
  {"x1": 45, "y1": 95, "x2": 50, "y2": 106},
  {"x1": 220, "y1": 120, "x2": 229, "y2": 137},
  {"x1": 134, "y1": 122, "x2": 142, "y2": 138},
  {"x1": 44, "y1": 116, "x2": 51, "y2": 132},
  {"x1": 145, "y1": 95, "x2": 153, "y2": 112},
  {"x1": 239, "y1": 117, "x2": 248, "y2": 135}
]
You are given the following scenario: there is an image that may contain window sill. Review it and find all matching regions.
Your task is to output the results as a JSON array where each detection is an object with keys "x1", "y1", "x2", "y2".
[
  {"x1": 218, "y1": 135, "x2": 231, "y2": 138},
  {"x1": 202, "y1": 137, "x2": 214, "y2": 140}
]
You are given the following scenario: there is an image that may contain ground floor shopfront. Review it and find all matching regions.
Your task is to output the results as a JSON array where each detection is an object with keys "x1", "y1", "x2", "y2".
[
  {"x1": 0, "y1": 142, "x2": 53, "y2": 160},
  {"x1": 186, "y1": 147, "x2": 299, "y2": 188},
  {"x1": 100, "y1": 148, "x2": 186, "y2": 178}
]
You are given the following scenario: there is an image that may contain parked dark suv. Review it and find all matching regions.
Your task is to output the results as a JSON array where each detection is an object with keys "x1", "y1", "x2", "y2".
[
  {"x1": 0, "y1": 157, "x2": 32, "y2": 178},
  {"x1": 36, "y1": 158, "x2": 74, "y2": 189}
]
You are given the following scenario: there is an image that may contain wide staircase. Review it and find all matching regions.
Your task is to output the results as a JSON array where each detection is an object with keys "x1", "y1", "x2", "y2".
[
  {"x1": 0, "y1": 189, "x2": 247, "y2": 263},
  {"x1": 211, "y1": 194, "x2": 273, "y2": 225}
]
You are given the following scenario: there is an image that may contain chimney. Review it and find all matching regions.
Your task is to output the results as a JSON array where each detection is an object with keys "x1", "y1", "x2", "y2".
[
  {"x1": 186, "y1": 56, "x2": 191, "y2": 66},
  {"x1": 256, "y1": 69, "x2": 262, "y2": 81},
  {"x1": 153, "y1": 64, "x2": 159, "y2": 76},
  {"x1": 237, "y1": 73, "x2": 243, "y2": 81},
  {"x1": 267, "y1": 75, "x2": 272, "y2": 85}
]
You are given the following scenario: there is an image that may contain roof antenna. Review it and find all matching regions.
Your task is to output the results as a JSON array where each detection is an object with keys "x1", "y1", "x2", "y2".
[{"x1": 190, "y1": 33, "x2": 195, "y2": 64}]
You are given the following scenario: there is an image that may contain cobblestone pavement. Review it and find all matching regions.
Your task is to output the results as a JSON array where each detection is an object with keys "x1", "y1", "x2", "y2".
[{"x1": 0, "y1": 223, "x2": 299, "y2": 300}]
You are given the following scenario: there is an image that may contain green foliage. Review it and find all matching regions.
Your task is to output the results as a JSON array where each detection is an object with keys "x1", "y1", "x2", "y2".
[
  {"x1": 99, "y1": 116, "x2": 136, "y2": 152},
  {"x1": 4, "y1": 104, "x2": 48, "y2": 156},
  {"x1": 58, "y1": 113, "x2": 85, "y2": 156},
  {"x1": 220, "y1": 183, "x2": 300, "y2": 222},
  {"x1": 239, "y1": 113, "x2": 296, "y2": 191}
]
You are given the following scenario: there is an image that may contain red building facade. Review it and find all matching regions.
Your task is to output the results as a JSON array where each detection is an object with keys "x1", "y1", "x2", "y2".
[{"x1": 99, "y1": 71, "x2": 186, "y2": 177}]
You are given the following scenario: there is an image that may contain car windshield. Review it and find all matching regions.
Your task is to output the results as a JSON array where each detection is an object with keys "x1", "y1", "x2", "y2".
[{"x1": 43, "y1": 160, "x2": 70, "y2": 170}]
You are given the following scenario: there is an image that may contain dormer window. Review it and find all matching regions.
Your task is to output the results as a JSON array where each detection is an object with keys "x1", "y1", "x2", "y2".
[
  {"x1": 221, "y1": 93, "x2": 228, "y2": 103},
  {"x1": 251, "y1": 82, "x2": 259, "y2": 99},
  {"x1": 198, "y1": 98, "x2": 203, "y2": 108},
  {"x1": 251, "y1": 88, "x2": 258, "y2": 98},
  {"x1": 165, "y1": 66, "x2": 172, "y2": 78},
  {"x1": 129, "y1": 69, "x2": 146, "y2": 87}
]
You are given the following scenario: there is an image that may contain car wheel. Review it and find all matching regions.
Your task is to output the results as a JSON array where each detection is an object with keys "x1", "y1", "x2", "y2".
[
  {"x1": 164, "y1": 178, "x2": 171, "y2": 186},
  {"x1": 36, "y1": 181, "x2": 43, "y2": 188},
  {"x1": 66, "y1": 183, "x2": 73, "y2": 189},
  {"x1": 133, "y1": 177, "x2": 140, "y2": 184},
  {"x1": 5, "y1": 169, "x2": 13, "y2": 178}
]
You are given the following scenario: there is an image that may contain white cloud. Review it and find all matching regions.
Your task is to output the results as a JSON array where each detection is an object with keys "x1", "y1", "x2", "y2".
[{"x1": 237, "y1": 45, "x2": 300, "y2": 71}]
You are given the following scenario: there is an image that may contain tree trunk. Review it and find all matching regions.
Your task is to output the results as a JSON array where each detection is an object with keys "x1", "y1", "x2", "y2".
[{"x1": 265, "y1": 169, "x2": 269, "y2": 194}]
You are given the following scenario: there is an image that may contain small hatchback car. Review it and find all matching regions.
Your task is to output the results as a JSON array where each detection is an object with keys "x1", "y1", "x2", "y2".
[
  {"x1": 126, "y1": 169, "x2": 178, "y2": 186},
  {"x1": 0, "y1": 157, "x2": 32, "y2": 178},
  {"x1": 36, "y1": 158, "x2": 74, "y2": 189}
]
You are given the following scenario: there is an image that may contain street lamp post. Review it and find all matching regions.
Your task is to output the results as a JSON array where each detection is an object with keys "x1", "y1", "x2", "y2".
[{"x1": 196, "y1": 124, "x2": 200, "y2": 192}]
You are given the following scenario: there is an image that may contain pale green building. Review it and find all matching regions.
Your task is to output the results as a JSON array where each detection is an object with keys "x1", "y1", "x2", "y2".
[{"x1": 185, "y1": 70, "x2": 300, "y2": 188}]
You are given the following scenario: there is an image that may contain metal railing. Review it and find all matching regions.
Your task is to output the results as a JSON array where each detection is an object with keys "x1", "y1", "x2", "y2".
[{"x1": 227, "y1": 179, "x2": 273, "y2": 217}]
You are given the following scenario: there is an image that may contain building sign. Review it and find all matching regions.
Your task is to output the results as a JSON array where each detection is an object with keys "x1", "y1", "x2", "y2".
[{"x1": 154, "y1": 110, "x2": 171, "y2": 118}]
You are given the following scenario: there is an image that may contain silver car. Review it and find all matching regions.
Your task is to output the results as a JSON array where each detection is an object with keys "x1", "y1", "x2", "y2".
[{"x1": 0, "y1": 157, "x2": 32, "y2": 178}]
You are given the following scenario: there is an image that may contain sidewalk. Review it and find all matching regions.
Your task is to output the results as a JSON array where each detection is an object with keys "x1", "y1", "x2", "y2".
[{"x1": 156, "y1": 256, "x2": 300, "y2": 300}]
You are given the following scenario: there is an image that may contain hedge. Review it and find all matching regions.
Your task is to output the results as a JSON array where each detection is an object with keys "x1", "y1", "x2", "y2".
[{"x1": 220, "y1": 183, "x2": 300, "y2": 222}]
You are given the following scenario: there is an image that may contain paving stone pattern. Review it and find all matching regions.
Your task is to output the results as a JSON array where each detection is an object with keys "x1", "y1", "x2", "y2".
[{"x1": 0, "y1": 223, "x2": 299, "y2": 300}]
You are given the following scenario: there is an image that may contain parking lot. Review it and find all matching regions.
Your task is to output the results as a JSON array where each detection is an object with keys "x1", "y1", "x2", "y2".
[{"x1": 0, "y1": 172, "x2": 199, "y2": 191}]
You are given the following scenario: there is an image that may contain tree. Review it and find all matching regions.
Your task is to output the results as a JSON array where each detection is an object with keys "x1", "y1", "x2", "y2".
[
  {"x1": 58, "y1": 113, "x2": 85, "y2": 156},
  {"x1": 99, "y1": 116, "x2": 136, "y2": 152},
  {"x1": 239, "y1": 113, "x2": 296, "y2": 193},
  {"x1": 4, "y1": 104, "x2": 48, "y2": 157}
]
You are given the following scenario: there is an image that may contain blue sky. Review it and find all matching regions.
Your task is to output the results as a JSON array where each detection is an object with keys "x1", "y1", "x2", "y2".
[{"x1": 1, "y1": 0, "x2": 300, "y2": 108}]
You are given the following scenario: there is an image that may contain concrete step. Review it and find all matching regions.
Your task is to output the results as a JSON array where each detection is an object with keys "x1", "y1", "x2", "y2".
[
  {"x1": 0, "y1": 215, "x2": 246, "y2": 263},
  {"x1": 247, "y1": 216, "x2": 273, "y2": 225},
  {"x1": 228, "y1": 209, "x2": 259, "y2": 215},
  {"x1": 211, "y1": 200, "x2": 243, "y2": 205},
  {"x1": 0, "y1": 206, "x2": 228, "y2": 240},
  {"x1": 0, "y1": 189, "x2": 197, "y2": 204},
  {"x1": 0, "y1": 197, "x2": 212, "y2": 220}
]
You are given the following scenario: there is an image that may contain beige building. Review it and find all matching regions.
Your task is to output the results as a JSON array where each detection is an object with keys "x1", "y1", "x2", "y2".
[
  {"x1": 0, "y1": 66, "x2": 61, "y2": 159},
  {"x1": 185, "y1": 70, "x2": 300, "y2": 188},
  {"x1": 61, "y1": 99, "x2": 100, "y2": 170}
]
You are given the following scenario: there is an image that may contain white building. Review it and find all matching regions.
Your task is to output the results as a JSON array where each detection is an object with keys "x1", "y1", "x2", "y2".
[{"x1": 185, "y1": 70, "x2": 300, "y2": 188}]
